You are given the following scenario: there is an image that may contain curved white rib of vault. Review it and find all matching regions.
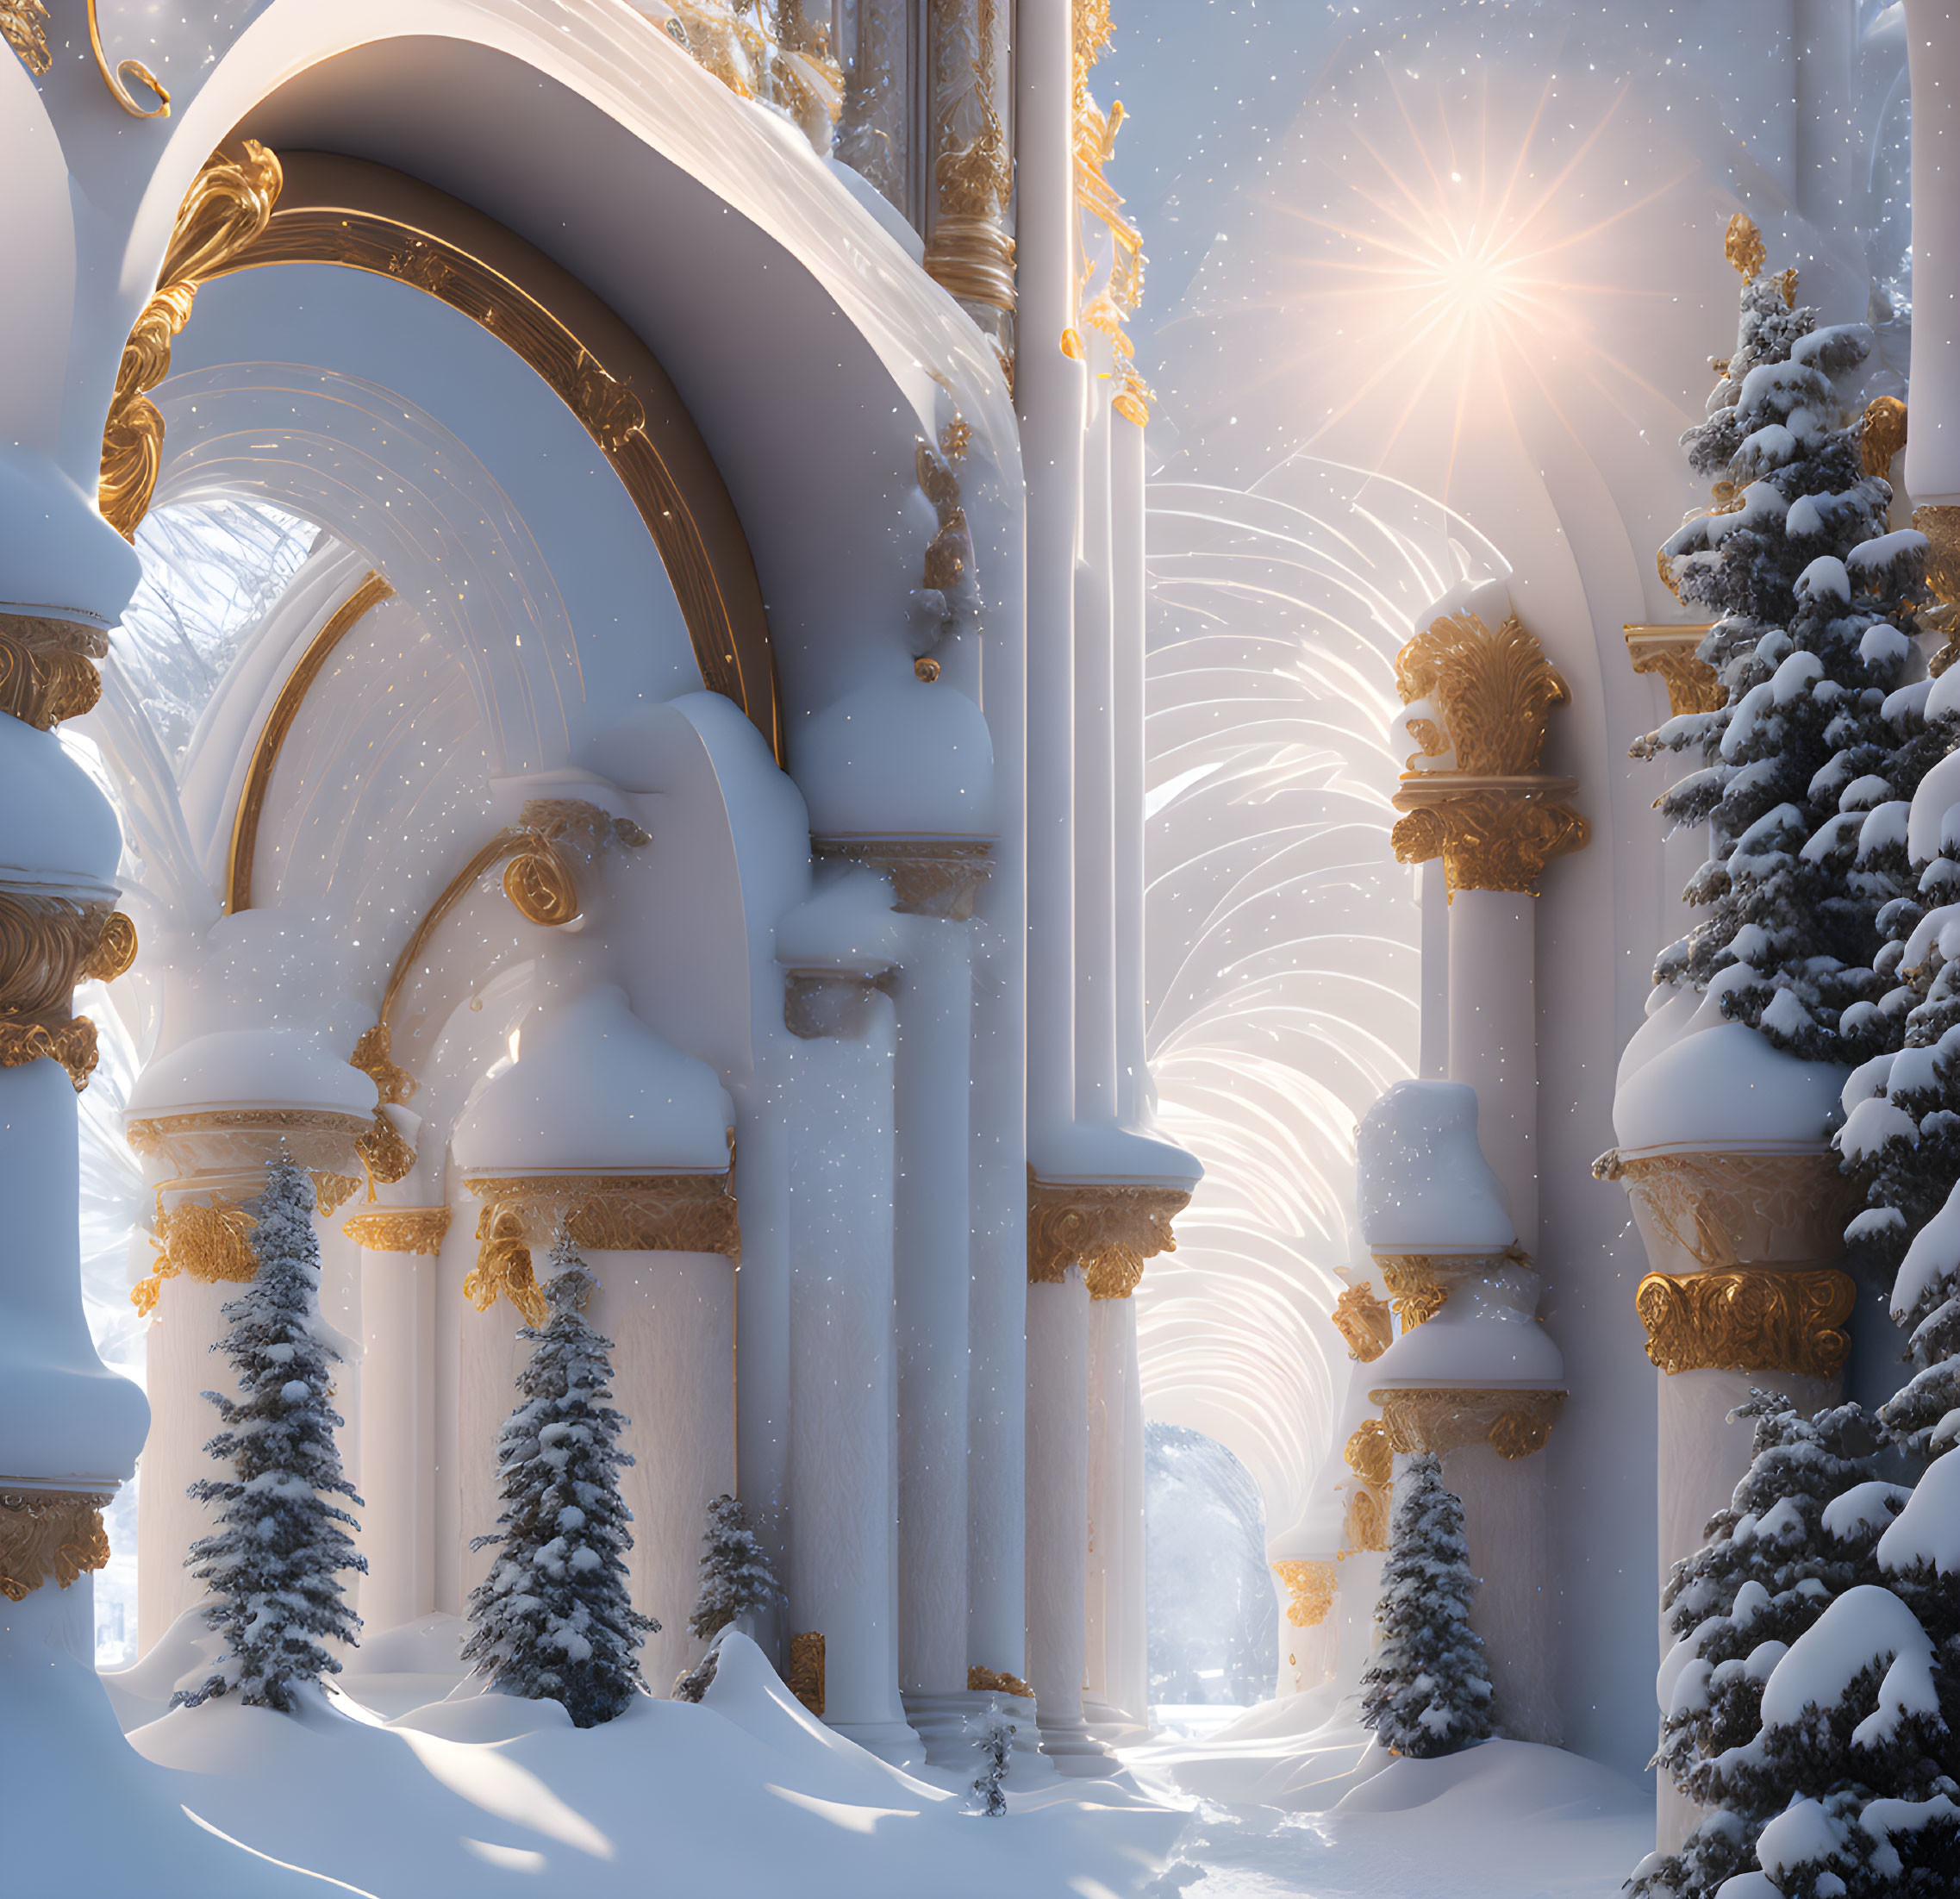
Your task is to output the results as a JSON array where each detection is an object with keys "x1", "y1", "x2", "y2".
[{"x1": 1137, "y1": 454, "x2": 1506, "y2": 1547}]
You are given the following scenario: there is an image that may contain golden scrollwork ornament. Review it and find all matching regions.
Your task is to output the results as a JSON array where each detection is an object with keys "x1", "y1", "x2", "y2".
[
  {"x1": 1331, "y1": 1283, "x2": 1394, "y2": 1362},
  {"x1": 1272, "y1": 1559, "x2": 1338, "y2": 1629},
  {"x1": 0, "y1": 1490, "x2": 110, "y2": 1602},
  {"x1": 1027, "y1": 1173, "x2": 1188, "y2": 1297},
  {"x1": 1635, "y1": 1267, "x2": 1856, "y2": 1380}
]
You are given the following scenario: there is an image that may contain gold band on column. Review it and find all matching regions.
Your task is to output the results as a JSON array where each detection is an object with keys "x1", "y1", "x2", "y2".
[
  {"x1": 343, "y1": 1207, "x2": 452, "y2": 1256},
  {"x1": 1027, "y1": 1174, "x2": 1189, "y2": 1299},
  {"x1": 1634, "y1": 1268, "x2": 1855, "y2": 1379},
  {"x1": 1624, "y1": 625, "x2": 1722, "y2": 717},
  {"x1": 0, "y1": 1489, "x2": 111, "y2": 1602},
  {"x1": 1374, "y1": 1387, "x2": 1566, "y2": 1461}
]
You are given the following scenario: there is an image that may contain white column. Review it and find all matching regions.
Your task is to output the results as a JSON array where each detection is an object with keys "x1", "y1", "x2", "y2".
[
  {"x1": 585, "y1": 1248, "x2": 736, "y2": 1696},
  {"x1": 357, "y1": 1240, "x2": 438, "y2": 1635},
  {"x1": 1111, "y1": 415, "x2": 1150, "y2": 1128},
  {"x1": 1083, "y1": 1290, "x2": 1147, "y2": 1735},
  {"x1": 1908, "y1": 1, "x2": 1960, "y2": 502},
  {"x1": 1074, "y1": 378, "x2": 1119, "y2": 1126},
  {"x1": 1026, "y1": 1271, "x2": 1109, "y2": 1771},
  {"x1": 784, "y1": 999, "x2": 919, "y2": 1764},
  {"x1": 1448, "y1": 891, "x2": 1539, "y2": 1249},
  {"x1": 733, "y1": 1084, "x2": 792, "y2": 1663},
  {"x1": 1018, "y1": 0, "x2": 1086, "y2": 1157},
  {"x1": 891, "y1": 915, "x2": 973, "y2": 1747}
]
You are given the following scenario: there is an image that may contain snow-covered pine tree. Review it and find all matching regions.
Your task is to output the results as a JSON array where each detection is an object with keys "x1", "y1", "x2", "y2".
[
  {"x1": 174, "y1": 1156, "x2": 366, "y2": 1712},
  {"x1": 462, "y1": 1234, "x2": 657, "y2": 1727},
  {"x1": 1637, "y1": 216, "x2": 1924, "y2": 1065},
  {"x1": 1358, "y1": 1453, "x2": 1492, "y2": 1758},
  {"x1": 965, "y1": 1700, "x2": 1014, "y2": 1816},
  {"x1": 686, "y1": 1491, "x2": 782, "y2": 1644},
  {"x1": 1631, "y1": 1396, "x2": 1901, "y2": 1899}
]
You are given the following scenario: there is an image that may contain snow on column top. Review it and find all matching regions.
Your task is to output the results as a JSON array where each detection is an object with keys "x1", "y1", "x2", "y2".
[
  {"x1": 451, "y1": 983, "x2": 733, "y2": 1175},
  {"x1": 0, "y1": 447, "x2": 141, "y2": 627},
  {"x1": 1613, "y1": 1008, "x2": 1845, "y2": 1153},
  {"x1": 125, "y1": 1027, "x2": 378, "y2": 1118},
  {"x1": 795, "y1": 676, "x2": 996, "y2": 840},
  {"x1": 1355, "y1": 1080, "x2": 1515, "y2": 1252}
]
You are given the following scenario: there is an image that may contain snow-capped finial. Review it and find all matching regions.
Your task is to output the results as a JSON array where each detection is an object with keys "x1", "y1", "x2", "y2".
[{"x1": 1725, "y1": 211, "x2": 1765, "y2": 281}]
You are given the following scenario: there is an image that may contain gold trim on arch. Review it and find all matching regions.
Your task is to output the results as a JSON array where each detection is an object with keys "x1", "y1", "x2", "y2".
[
  {"x1": 121, "y1": 148, "x2": 778, "y2": 763},
  {"x1": 227, "y1": 570, "x2": 394, "y2": 914}
]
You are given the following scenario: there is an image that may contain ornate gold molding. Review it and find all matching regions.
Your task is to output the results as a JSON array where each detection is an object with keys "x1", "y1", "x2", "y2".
[
  {"x1": 790, "y1": 1630, "x2": 826, "y2": 1716},
  {"x1": 343, "y1": 1206, "x2": 452, "y2": 1255},
  {"x1": 1595, "y1": 1147, "x2": 1856, "y2": 1274},
  {"x1": 1331, "y1": 1283, "x2": 1393, "y2": 1362},
  {"x1": 1390, "y1": 609, "x2": 1589, "y2": 898},
  {"x1": 1635, "y1": 1267, "x2": 1855, "y2": 1380},
  {"x1": 968, "y1": 1663, "x2": 1035, "y2": 1699},
  {"x1": 1072, "y1": 0, "x2": 1152, "y2": 422},
  {"x1": 0, "y1": 879, "x2": 122, "y2": 1090},
  {"x1": 0, "y1": 615, "x2": 111, "y2": 730},
  {"x1": 227, "y1": 572, "x2": 395, "y2": 915},
  {"x1": 463, "y1": 1171, "x2": 741, "y2": 1322},
  {"x1": 1374, "y1": 1249, "x2": 1531, "y2": 1330},
  {"x1": 662, "y1": 1, "x2": 843, "y2": 148},
  {"x1": 1374, "y1": 1386, "x2": 1566, "y2": 1461},
  {"x1": 131, "y1": 1191, "x2": 256, "y2": 1317},
  {"x1": 215, "y1": 153, "x2": 778, "y2": 760},
  {"x1": 1345, "y1": 1418, "x2": 1393, "y2": 1490},
  {"x1": 0, "y1": 1490, "x2": 110, "y2": 1603},
  {"x1": 100, "y1": 142, "x2": 283, "y2": 539},
  {"x1": 812, "y1": 836, "x2": 994, "y2": 921},
  {"x1": 86, "y1": 0, "x2": 168, "y2": 116},
  {"x1": 1341, "y1": 1417, "x2": 1393, "y2": 1553},
  {"x1": 1725, "y1": 211, "x2": 1766, "y2": 282},
  {"x1": 1027, "y1": 1175, "x2": 1189, "y2": 1298},
  {"x1": 1343, "y1": 1480, "x2": 1390, "y2": 1554},
  {"x1": 1624, "y1": 625, "x2": 1724, "y2": 718},
  {"x1": 1272, "y1": 1559, "x2": 1337, "y2": 1629},
  {"x1": 1, "y1": 1, "x2": 49, "y2": 78}
]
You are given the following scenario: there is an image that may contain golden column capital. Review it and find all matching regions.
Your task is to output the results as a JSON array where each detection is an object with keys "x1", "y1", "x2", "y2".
[
  {"x1": 463, "y1": 1171, "x2": 741, "y2": 1322},
  {"x1": 0, "y1": 1488, "x2": 111, "y2": 1602},
  {"x1": 1330, "y1": 1282, "x2": 1393, "y2": 1361},
  {"x1": 1389, "y1": 609, "x2": 1589, "y2": 897},
  {"x1": 0, "y1": 881, "x2": 136, "y2": 1092},
  {"x1": 1272, "y1": 1559, "x2": 1338, "y2": 1629},
  {"x1": 1624, "y1": 624, "x2": 1723, "y2": 717},
  {"x1": 1373, "y1": 1386, "x2": 1567, "y2": 1461},
  {"x1": 1027, "y1": 1174, "x2": 1189, "y2": 1298}
]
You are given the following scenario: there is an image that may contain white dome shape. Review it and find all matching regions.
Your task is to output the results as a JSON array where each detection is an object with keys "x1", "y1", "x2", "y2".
[
  {"x1": 452, "y1": 983, "x2": 733, "y2": 1175},
  {"x1": 1365, "y1": 1275, "x2": 1567, "y2": 1390},
  {"x1": 1613, "y1": 1020, "x2": 1844, "y2": 1153},
  {"x1": 0, "y1": 714, "x2": 122, "y2": 882},
  {"x1": 125, "y1": 1026, "x2": 378, "y2": 1118},
  {"x1": 1355, "y1": 1080, "x2": 1515, "y2": 1252},
  {"x1": 795, "y1": 676, "x2": 996, "y2": 839}
]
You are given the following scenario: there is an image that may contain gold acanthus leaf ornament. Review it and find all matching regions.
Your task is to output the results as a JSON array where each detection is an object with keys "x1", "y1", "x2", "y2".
[
  {"x1": 1272, "y1": 1559, "x2": 1337, "y2": 1629},
  {"x1": 343, "y1": 1207, "x2": 452, "y2": 1255},
  {"x1": 1390, "y1": 786, "x2": 1589, "y2": 901},
  {"x1": 0, "y1": 0, "x2": 50, "y2": 77},
  {"x1": 0, "y1": 1017, "x2": 98, "y2": 1092},
  {"x1": 1331, "y1": 1284, "x2": 1394, "y2": 1362},
  {"x1": 464, "y1": 1207, "x2": 548, "y2": 1327},
  {"x1": 967, "y1": 1664, "x2": 1034, "y2": 1699},
  {"x1": 1862, "y1": 396, "x2": 1908, "y2": 480},
  {"x1": 1624, "y1": 626, "x2": 1725, "y2": 719},
  {"x1": 1395, "y1": 610, "x2": 1570, "y2": 778},
  {"x1": 0, "y1": 616, "x2": 111, "y2": 730},
  {"x1": 130, "y1": 1192, "x2": 257, "y2": 1318},
  {"x1": 0, "y1": 1490, "x2": 110, "y2": 1603},
  {"x1": 100, "y1": 142, "x2": 284, "y2": 539},
  {"x1": 1345, "y1": 1418, "x2": 1393, "y2": 1491},
  {"x1": 1027, "y1": 1174, "x2": 1189, "y2": 1298},
  {"x1": 1724, "y1": 211, "x2": 1766, "y2": 281},
  {"x1": 1635, "y1": 1268, "x2": 1856, "y2": 1381}
]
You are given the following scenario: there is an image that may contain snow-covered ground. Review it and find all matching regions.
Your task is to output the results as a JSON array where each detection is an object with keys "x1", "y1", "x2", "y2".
[{"x1": 103, "y1": 1617, "x2": 1647, "y2": 1896}]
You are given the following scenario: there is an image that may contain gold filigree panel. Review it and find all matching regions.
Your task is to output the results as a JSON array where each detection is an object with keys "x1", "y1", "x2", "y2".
[
  {"x1": 343, "y1": 1207, "x2": 452, "y2": 1256},
  {"x1": 1635, "y1": 1267, "x2": 1855, "y2": 1380},
  {"x1": 1390, "y1": 778, "x2": 1589, "y2": 900},
  {"x1": 968, "y1": 1663, "x2": 1034, "y2": 1699},
  {"x1": 1273, "y1": 1559, "x2": 1337, "y2": 1629},
  {"x1": 1027, "y1": 1175, "x2": 1189, "y2": 1298},
  {"x1": 1374, "y1": 1387, "x2": 1566, "y2": 1461},
  {"x1": 1596, "y1": 1147, "x2": 1856, "y2": 1274},
  {"x1": 0, "y1": 1490, "x2": 109, "y2": 1602},
  {"x1": 790, "y1": 1630, "x2": 826, "y2": 1715}
]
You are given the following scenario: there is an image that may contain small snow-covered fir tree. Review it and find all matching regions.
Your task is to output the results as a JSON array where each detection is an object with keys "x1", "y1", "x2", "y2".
[
  {"x1": 174, "y1": 1156, "x2": 366, "y2": 1711},
  {"x1": 965, "y1": 1700, "x2": 1014, "y2": 1816},
  {"x1": 1636, "y1": 216, "x2": 1926, "y2": 1065},
  {"x1": 462, "y1": 1234, "x2": 656, "y2": 1727},
  {"x1": 686, "y1": 1491, "x2": 782, "y2": 1644},
  {"x1": 1359, "y1": 1453, "x2": 1492, "y2": 1758}
]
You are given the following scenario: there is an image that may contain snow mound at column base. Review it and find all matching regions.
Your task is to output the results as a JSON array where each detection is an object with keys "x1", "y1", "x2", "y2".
[
  {"x1": 1127, "y1": 1721, "x2": 1650, "y2": 1899},
  {"x1": 123, "y1": 1634, "x2": 1183, "y2": 1897}
]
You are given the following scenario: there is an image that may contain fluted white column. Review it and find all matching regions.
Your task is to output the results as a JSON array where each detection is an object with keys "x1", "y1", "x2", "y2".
[
  {"x1": 1026, "y1": 1270, "x2": 1104, "y2": 1770},
  {"x1": 1083, "y1": 1290, "x2": 1147, "y2": 1735},
  {"x1": 1075, "y1": 372, "x2": 1119, "y2": 1127},
  {"x1": 1112, "y1": 414, "x2": 1150, "y2": 1128},
  {"x1": 891, "y1": 912, "x2": 972, "y2": 1734},
  {"x1": 784, "y1": 991, "x2": 919, "y2": 1764},
  {"x1": 1018, "y1": 0, "x2": 1086, "y2": 1159},
  {"x1": 1448, "y1": 892, "x2": 1539, "y2": 1248}
]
